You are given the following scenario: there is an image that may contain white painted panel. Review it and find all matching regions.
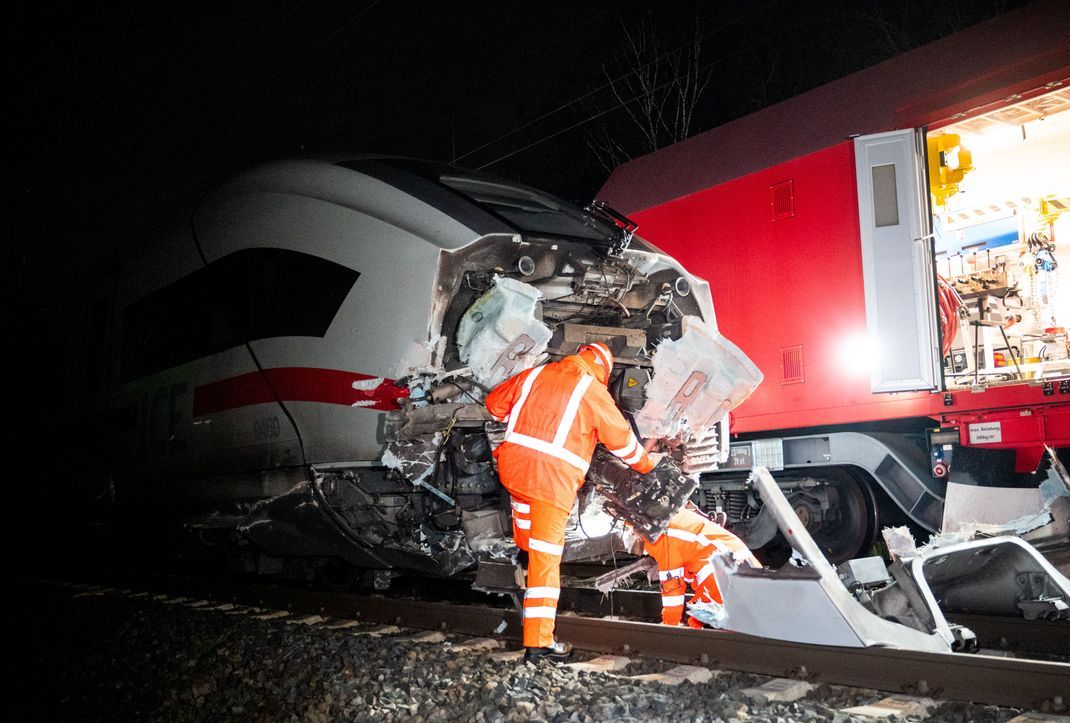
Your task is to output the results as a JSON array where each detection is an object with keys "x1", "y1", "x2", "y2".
[{"x1": 854, "y1": 129, "x2": 941, "y2": 392}]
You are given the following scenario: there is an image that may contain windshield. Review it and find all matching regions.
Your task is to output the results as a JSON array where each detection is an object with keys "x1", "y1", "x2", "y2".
[
  {"x1": 439, "y1": 175, "x2": 617, "y2": 242},
  {"x1": 338, "y1": 156, "x2": 652, "y2": 251}
]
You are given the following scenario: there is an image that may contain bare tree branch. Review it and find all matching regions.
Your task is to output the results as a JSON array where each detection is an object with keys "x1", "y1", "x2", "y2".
[{"x1": 584, "y1": 11, "x2": 713, "y2": 171}]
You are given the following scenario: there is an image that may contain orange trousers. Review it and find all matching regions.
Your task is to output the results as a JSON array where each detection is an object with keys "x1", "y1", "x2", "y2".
[
  {"x1": 660, "y1": 568, "x2": 723, "y2": 628},
  {"x1": 509, "y1": 493, "x2": 571, "y2": 648}
]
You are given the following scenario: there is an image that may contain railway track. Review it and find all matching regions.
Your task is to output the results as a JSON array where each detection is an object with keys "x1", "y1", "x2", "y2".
[
  {"x1": 556, "y1": 587, "x2": 1070, "y2": 660},
  {"x1": 42, "y1": 572, "x2": 1070, "y2": 711}
]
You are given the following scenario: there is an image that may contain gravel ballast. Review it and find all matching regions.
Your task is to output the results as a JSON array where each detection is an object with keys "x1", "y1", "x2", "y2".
[{"x1": 14, "y1": 581, "x2": 1058, "y2": 722}]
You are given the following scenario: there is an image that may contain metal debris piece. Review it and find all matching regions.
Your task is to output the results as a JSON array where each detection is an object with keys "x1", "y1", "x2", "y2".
[
  {"x1": 587, "y1": 448, "x2": 697, "y2": 539},
  {"x1": 687, "y1": 599, "x2": 727, "y2": 627},
  {"x1": 938, "y1": 446, "x2": 1070, "y2": 547},
  {"x1": 897, "y1": 535, "x2": 1070, "y2": 621},
  {"x1": 456, "y1": 276, "x2": 552, "y2": 388},
  {"x1": 710, "y1": 467, "x2": 953, "y2": 651},
  {"x1": 593, "y1": 557, "x2": 657, "y2": 594},
  {"x1": 382, "y1": 434, "x2": 444, "y2": 488},
  {"x1": 634, "y1": 318, "x2": 762, "y2": 450}
]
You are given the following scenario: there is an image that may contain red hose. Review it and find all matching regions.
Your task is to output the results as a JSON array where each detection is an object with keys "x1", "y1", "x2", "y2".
[{"x1": 936, "y1": 276, "x2": 961, "y2": 358}]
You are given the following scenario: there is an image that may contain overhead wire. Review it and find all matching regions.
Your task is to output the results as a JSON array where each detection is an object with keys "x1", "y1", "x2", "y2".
[
  {"x1": 472, "y1": 0, "x2": 840, "y2": 171},
  {"x1": 453, "y1": 0, "x2": 782, "y2": 166},
  {"x1": 354, "y1": 1, "x2": 645, "y2": 156}
]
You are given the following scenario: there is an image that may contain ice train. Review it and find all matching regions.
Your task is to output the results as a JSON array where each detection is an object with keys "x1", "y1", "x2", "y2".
[{"x1": 77, "y1": 156, "x2": 753, "y2": 582}]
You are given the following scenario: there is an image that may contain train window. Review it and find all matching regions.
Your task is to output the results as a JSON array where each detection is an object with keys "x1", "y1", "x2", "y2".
[
  {"x1": 439, "y1": 176, "x2": 613, "y2": 241},
  {"x1": 120, "y1": 248, "x2": 358, "y2": 380},
  {"x1": 870, "y1": 163, "x2": 901, "y2": 228},
  {"x1": 339, "y1": 158, "x2": 652, "y2": 251}
]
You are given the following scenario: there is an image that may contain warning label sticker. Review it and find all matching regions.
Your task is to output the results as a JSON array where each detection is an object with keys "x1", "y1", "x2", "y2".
[{"x1": 968, "y1": 422, "x2": 1002, "y2": 445}]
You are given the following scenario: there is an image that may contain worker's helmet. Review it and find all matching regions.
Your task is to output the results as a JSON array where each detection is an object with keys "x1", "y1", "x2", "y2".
[{"x1": 578, "y1": 342, "x2": 614, "y2": 384}]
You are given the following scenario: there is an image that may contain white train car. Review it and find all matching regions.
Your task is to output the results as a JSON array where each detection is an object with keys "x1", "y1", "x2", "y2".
[{"x1": 87, "y1": 157, "x2": 726, "y2": 580}]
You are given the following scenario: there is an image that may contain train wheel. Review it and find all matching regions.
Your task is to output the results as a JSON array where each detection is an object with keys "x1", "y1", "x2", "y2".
[
  {"x1": 757, "y1": 468, "x2": 878, "y2": 567},
  {"x1": 802, "y1": 469, "x2": 878, "y2": 564}
]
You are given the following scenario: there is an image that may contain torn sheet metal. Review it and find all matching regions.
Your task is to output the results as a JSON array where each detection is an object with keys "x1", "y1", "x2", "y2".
[
  {"x1": 236, "y1": 481, "x2": 389, "y2": 569},
  {"x1": 882, "y1": 526, "x2": 920, "y2": 561},
  {"x1": 898, "y1": 535, "x2": 1070, "y2": 621},
  {"x1": 592, "y1": 557, "x2": 657, "y2": 594},
  {"x1": 382, "y1": 434, "x2": 441, "y2": 485},
  {"x1": 235, "y1": 476, "x2": 475, "y2": 576},
  {"x1": 587, "y1": 447, "x2": 698, "y2": 540},
  {"x1": 634, "y1": 317, "x2": 762, "y2": 473},
  {"x1": 456, "y1": 276, "x2": 552, "y2": 387},
  {"x1": 461, "y1": 508, "x2": 512, "y2": 555},
  {"x1": 936, "y1": 447, "x2": 1070, "y2": 548},
  {"x1": 382, "y1": 403, "x2": 493, "y2": 504},
  {"x1": 240, "y1": 470, "x2": 479, "y2": 577},
  {"x1": 710, "y1": 467, "x2": 953, "y2": 651},
  {"x1": 382, "y1": 433, "x2": 458, "y2": 505},
  {"x1": 398, "y1": 334, "x2": 447, "y2": 378},
  {"x1": 941, "y1": 483, "x2": 1049, "y2": 536}
]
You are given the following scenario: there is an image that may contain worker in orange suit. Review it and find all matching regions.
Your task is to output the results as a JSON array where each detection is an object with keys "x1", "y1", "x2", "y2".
[
  {"x1": 486, "y1": 342, "x2": 654, "y2": 663},
  {"x1": 641, "y1": 505, "x2": 760, "y2": 628}
]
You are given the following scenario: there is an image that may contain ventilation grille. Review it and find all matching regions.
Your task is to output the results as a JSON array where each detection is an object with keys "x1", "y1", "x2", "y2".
[
  {"x1": 770, "y1": 180, "x2": 794, "y2": 221},
  {"x1": 781, "y1": 345, "x2": 804, "y2": 384}
]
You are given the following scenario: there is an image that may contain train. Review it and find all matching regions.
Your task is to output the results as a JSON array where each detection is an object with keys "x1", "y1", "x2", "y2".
[
  {"x1": 598, "y1": 0, "x2": 1070, "y2": 565},
  {"x1": 64, "y1": 155, "x2": 762, "y2": 583}
]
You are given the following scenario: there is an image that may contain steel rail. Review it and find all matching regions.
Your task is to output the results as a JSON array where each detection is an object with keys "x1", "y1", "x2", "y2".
[
  {"x1": 945, "y1": 613, "x2": 1070, "y2": 657},
  {"x1": 96, "y1": 575, "x2": 1069, "y2": 710},
  {"x1": 560, "y1": 587, "x2": 1070, "y2": 659}
]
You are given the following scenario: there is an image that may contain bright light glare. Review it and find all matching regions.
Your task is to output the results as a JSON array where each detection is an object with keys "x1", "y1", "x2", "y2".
[
  {"x1": 837, "y1": 332, "x2": 881, "y2": 377},
  {"x1": 959, "y1": 123, "x2": 1023, "y2": 155}
]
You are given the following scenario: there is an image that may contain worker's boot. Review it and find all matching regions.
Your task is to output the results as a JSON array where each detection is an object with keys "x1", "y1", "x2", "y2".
[{"x1": 523, "y1": 640, "x2": 573, "y2": 664}]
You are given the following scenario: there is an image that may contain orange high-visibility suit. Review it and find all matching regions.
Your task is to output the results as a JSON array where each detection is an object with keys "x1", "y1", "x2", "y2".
[
  {"x1": 643, "y1": 507, "x2": 759, "y2": 627},
  {"x1": 486, "y1": 342, "x2": 654, "y2": 649}
]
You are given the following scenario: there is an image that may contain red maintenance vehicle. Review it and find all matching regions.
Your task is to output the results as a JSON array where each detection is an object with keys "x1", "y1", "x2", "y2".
[{"x1": 598, "y1": 1, "x2": 1070, "y2": 564}]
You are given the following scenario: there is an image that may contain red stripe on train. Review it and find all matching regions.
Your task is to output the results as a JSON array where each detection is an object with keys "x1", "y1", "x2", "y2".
[{"x1": 192, "y1": 367, "x2": 410, "y2": 416}]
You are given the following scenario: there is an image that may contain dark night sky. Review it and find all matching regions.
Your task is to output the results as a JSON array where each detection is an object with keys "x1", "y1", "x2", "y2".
[{"x1": 14, "y1": 1, "x2": 1029, "y2": 297}]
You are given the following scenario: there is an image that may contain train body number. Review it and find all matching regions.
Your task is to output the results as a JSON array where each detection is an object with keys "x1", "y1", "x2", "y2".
[
  {"x1": 254, "y1": 416, "x2": 281, "y2": 440},
  {"x1": 141, "y1": 381, "x2": 187, "y2": 456}
]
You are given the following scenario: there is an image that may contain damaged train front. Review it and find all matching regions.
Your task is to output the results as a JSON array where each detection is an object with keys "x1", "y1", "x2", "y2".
[{"x1": 374, "y1": 210, "x2": 763, "y2": 577}]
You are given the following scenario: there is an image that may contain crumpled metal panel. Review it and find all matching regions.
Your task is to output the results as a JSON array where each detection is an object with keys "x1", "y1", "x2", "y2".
[
  {"x1": 237, "y1": 475, "x2": 475, "y2": 577},
  {"x1": 382, "y1": 436, "x2": 441, "y2": 486},
  {"x1": 710, "y1": 467, "x2": 952, "y2": 652},
  {"x1": 237, "y1": 480, "x2": 390, "y2": 569},
  {"x1": 634, "y1": 318, "x2": 762, "y2": 441},
  {"x1": 904, "y1": 536, "x2": 1070, "y2": 621},
  {"x1": 587, "y1": 447, "x2": 697, "y2": 540},
  {"x1": 633, "y1": 318, "x2": 762, "y2": 473},
  {"x1": 456, "y1": 276, "x2": 552, "y2": 387}
]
